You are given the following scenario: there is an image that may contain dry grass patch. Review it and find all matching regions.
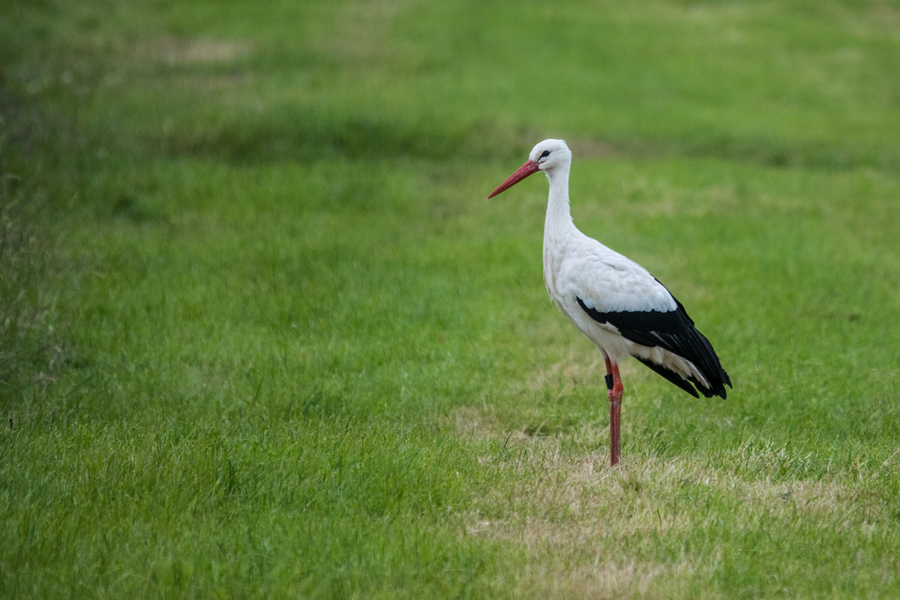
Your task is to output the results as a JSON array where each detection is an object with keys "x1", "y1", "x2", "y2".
[
  {"x1": 450, "y1": 405, "x2": 506, "y2": 439},
  {"x1": 515, "y1": 559, "x2": 704, "y2": 600},
  {"x1": 136, "y1": 37, "x2": 254, "y2": 66},
  {"x1": 455, "y1": 416, "x2": 894, "y2": 597},
  {"x1": 476, "y1": 443, "x2": 867, "y2": 539}
]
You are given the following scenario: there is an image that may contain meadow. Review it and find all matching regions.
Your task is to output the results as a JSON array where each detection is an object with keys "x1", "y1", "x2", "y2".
[{"x1": 2, "y1": 0, "x2": 900, "y2": 597}]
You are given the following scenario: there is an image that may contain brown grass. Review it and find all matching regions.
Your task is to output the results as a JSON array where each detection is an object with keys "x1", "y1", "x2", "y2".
[
  {"x1": 150, "y1": 38, "x2": 254, "y2": 65},
  {"x1": 451, "y1": 407, "x2": 885, "y2": 598}
]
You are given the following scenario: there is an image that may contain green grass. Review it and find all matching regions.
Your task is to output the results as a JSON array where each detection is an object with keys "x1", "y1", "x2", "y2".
[{"x1": 2, "y1": 0, "x2": 900, "y2": 597}]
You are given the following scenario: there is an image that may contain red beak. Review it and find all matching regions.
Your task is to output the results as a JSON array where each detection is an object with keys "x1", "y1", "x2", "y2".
[{"x1": 487, "y1": 160, "x2": 540, "y2": 199}]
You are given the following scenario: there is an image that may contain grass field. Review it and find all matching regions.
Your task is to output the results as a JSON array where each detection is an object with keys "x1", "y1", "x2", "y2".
[{"x1": 2, "y1": 0, "x2": 900, "y2": 597}]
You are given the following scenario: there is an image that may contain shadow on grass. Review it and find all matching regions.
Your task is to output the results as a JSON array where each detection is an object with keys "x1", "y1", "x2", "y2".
[
  {"x1": 571, "y1": 133, "x2": 897, "y2": 172},
  {"x1": 151, "y1": 109, "x2": 527, "y2": 164},
  {"x1": 148, "y1": 105, "x2": 899, "y2": 174},
  {"x1": 0, "y1": 90, "x2": 75, "y2": 418}
]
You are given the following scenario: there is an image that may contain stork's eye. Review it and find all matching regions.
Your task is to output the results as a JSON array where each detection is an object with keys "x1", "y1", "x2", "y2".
[{"x1": 540, "y1": 150, "x2": 551, "y2": 159}]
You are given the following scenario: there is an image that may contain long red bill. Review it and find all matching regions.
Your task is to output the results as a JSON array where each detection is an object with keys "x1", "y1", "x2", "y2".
[{"x1": 486, "y1": 160, "x2": 540, "y2": 199}]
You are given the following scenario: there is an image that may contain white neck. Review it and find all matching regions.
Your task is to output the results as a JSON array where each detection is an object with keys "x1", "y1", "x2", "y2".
[
  {"x1": 542, "y1": 163, "x2": 579, "y2": 298},
  {"x1": 543, "y1": 164, "x2": 577, "y2": 241}
]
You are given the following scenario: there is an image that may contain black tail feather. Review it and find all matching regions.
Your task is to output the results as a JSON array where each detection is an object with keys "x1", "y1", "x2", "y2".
[
  {"x1": 634, "y1": 355, "x2": 728, "y2": 399},
  {"x1": 634, "y1": 356, "x2": 700, "y2": 398}
]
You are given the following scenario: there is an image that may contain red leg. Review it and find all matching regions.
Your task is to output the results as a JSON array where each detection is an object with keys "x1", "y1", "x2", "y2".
[{"x1": 605, "y1": 358, "x2": 624, "y2": 467}]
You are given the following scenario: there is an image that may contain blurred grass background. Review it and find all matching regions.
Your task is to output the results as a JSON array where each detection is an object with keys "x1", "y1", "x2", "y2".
[{"x1": 2, "y1": 0, "x2": 900, "y2": 597}]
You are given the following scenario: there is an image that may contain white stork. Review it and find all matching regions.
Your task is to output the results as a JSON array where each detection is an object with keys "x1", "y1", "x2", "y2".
[{"x1": 488, "y1": 139, "x2": 731, "y2": 466}]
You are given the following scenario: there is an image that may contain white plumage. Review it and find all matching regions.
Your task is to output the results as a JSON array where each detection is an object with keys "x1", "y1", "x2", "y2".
[{"x1": 488, "y1": 139, "x2": 731, "y2": 466}]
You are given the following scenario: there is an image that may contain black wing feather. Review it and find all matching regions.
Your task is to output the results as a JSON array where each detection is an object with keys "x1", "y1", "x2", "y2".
[{"x1": 576, "y1": 280, "x2": 731, "y2": 399}]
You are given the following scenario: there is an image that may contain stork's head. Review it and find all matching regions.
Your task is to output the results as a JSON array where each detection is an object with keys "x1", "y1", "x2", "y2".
[{"x1": 487, "y1": 139, "x2": 572, "y2": 199}]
